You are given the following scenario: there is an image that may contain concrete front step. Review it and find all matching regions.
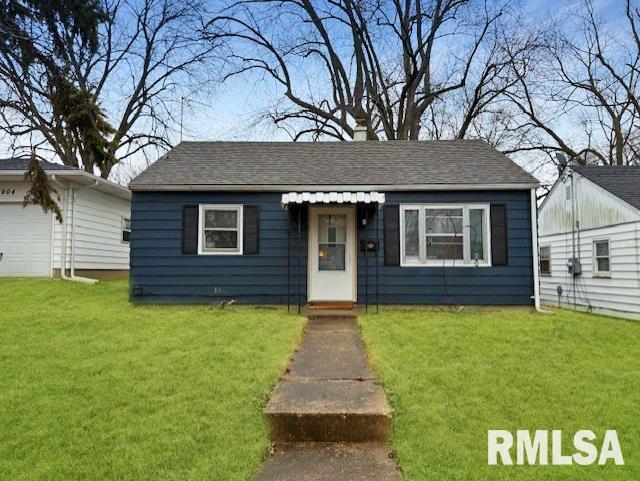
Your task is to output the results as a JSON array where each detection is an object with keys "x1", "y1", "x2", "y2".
[
  {"x1": 265, "y1": 379, "x2": 392, "y2": 442},
  {"x1": 305, "y1": 309, "x2": 358, "y2": 321},
  {"x1": 308, "y1": 302, "x2": 355, "y2": 310},
  {"x1": 253, "y1": 443, "x2": 402, "y2": 481}
]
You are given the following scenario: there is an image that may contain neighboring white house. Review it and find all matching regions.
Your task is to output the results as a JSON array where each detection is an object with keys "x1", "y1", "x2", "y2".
[
  {"x1": 0, "y1": 158, "x2": 131, "y2": 280},
  {"x1": 538, "y1": 165, "x2": 640, "y2": 320}
]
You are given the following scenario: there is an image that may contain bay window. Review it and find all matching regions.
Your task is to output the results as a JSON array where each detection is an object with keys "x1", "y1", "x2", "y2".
[{"x1": 400, "y1": 204, "x2": 491, "y2": 266}]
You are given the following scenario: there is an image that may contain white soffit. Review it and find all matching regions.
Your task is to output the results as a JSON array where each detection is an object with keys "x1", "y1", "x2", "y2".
[{"x1": 281, "y1": 191, "x2": 386, "y2": 206}]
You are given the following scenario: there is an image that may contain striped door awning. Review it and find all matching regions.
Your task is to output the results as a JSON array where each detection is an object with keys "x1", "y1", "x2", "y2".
[{"x1": 281, "y1": 191, "x2": 386, "y2": 206}]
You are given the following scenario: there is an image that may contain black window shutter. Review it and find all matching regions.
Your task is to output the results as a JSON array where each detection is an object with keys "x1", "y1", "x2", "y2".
[
  {"x1": 384, "y1": 204, "x2": 400, "y2": 266},
  {"x1": 182, "y1": 204, "x2": 199, "y2": 254},
  {"x1": 490, "y1": 203, "x2": 508, "y2": 266},
  {"x1": 243, "y1": 205, "x2": 259, "y2": 254}
]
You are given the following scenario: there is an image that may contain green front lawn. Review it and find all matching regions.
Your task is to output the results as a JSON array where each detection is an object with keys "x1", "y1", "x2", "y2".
[
  {"x1": 360, "y1": 308, "x2": 640, "y2": 481},
  {"x1": 0, "y1": 279, "x2": 304, "y2": 481}
]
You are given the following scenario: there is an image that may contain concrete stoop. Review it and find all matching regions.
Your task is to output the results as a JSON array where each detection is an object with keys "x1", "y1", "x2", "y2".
[{"x1": 253, "y1": 310, "x2": 402, "y2": 481}]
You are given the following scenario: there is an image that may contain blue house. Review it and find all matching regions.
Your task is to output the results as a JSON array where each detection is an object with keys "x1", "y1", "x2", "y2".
[{"x1": 129, "y1": 140, "x2": 540, "y2": 308}]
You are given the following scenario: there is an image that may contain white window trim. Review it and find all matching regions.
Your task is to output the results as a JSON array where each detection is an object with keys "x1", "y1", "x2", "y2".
[
  {"x1": 198, "y1": 204, "x2": 243, "y2": 255},
  {"x1": 400, "y1": 203, "x2": 492, "y2": 267},
  {"x1": 121, "y1": 216, "x2": 131, "y2": 244},
  {"x1": 592, "y1": 238, "x2": 611, "y2": 277},
  {"x1": 539, "y1": 244, "x2": 551, "y2": 276}
]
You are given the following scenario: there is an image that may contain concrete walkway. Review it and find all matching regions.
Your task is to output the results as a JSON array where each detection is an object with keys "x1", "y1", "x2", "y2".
[{"x1": 253, "y1": 310, "x2": 402, "y2": 481}]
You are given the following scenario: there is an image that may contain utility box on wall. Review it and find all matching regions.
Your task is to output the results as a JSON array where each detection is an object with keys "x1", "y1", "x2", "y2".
[{"x1": 567, "y1": 257, "x2": 582, "y2": 276}]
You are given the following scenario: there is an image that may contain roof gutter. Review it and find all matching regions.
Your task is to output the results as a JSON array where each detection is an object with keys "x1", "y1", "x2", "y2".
[
  {"x1": 50, "y1": 175, "x2": 70, "y2": 282},
  {"x1": 1, "y1": 169, "x2": 131, "y2": 200},
  {"x1": 50, "y1": 175, "x2": 99, "y2": 284},
  {"x1": 530, "y1": 187, "x2": 553, "y2": 314},
  {"x1": 129, "y1": 182, "x2": 540, "y2": 192}
]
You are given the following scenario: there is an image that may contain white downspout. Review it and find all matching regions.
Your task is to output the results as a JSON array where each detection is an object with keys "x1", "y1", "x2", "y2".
[
  {"x1": 531, "y1": 187, "x2": 550, "y2": 313},
  {"x1": 69, "y1": 180, "x2": 100, "y2": 284},
  {"x1": 50, "y1": 175, "x2": 70, "y2": 280}
]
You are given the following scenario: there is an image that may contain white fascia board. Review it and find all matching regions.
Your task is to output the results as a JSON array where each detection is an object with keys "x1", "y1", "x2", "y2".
[
  {"x1": 129, "y1": 182, "x2": 540, "y2": 192},
  {"x1": 1, "y1": 169, "x2": 131, "y2": 201}
]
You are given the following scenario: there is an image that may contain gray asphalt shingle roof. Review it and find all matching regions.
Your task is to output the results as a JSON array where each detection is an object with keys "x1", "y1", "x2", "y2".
[
  {"x1": 130, "y1": 140, "x2": 538, "y2": 188},
  {"x1": 0, "y1": 158, "x2": 73, "y2": 171},
  {"x1": 572, "y1": 165, "x2": 640, "y2": 210}
]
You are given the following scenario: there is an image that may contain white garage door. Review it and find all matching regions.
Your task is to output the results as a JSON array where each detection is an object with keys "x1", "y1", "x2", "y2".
[{"x1": 0, "y1": 204, "x2": 52, "y2": 276}]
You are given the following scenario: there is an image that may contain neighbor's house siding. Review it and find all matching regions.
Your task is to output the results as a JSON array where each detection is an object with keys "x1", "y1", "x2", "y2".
[
  {"x1": 539, "y1": 223, "x2": 640, "y2": 319},
  {"x1": 539, "y1": 173, "x2": 640, "y2": 235},
  {"x1": 53, "y1": 186, "x2": 130, "y2": 271},
  {"x1": 130, "y1": 190, "x2": 533, "y2": 305},
  {"x1": 539, "y1": 172, "x2": 640, "y2": 320},
  {"x1": 0, "y1": 179, "x2": 130, "y2": 277},
  {"x1": 0, "y1": 181, "x2": 53, "y2": 277}
]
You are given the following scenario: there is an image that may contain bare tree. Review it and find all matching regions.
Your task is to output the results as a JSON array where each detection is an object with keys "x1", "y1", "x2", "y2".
[
  {"x1": 421, "y1": 17, "x2": 536, "y2": 147},
  {"x1": 0, "y1": 0, "x2": 219, "y2": 179},
  {"x1": 206, "y1": 0, "x2": 514, "y2": 140},
  {"x1": 502, "y1": 0, "x2": 640, "y2": 169}
]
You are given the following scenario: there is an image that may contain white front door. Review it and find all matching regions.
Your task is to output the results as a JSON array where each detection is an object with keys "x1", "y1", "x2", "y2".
[
  {"x1": 308, "y1": 206, "x2": 356, "y2": 302},
  {"x1": 0, "y1": 204, "x2": 52, "y2": 276}
]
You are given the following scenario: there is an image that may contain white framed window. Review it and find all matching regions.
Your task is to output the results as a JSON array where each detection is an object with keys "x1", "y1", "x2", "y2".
[
  {"x1": 400, "y1": 204, "x2": 491, "y2": 267},
  {"x1": 122, "y1": 217, "x2": 131, "y2": 243},
  {"x1": 539, "y1": 245, "x2": 551, "y2": 275},
  {"x1": 198, "y1": 205, "x2": 243, "y2": 255},
  {"x1": 593, "y1": 239, "x2": 610, "y2": 276}
]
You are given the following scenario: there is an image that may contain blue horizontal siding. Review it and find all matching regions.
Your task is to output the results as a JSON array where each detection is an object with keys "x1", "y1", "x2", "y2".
[
  {"x1": 130, "y1": 190, "x2": 533, "y2": 305},
  {"x1": 355, "y1": 191, "x2": 534, "y2": 306},
  {"x1": 130, "y1": 192, "x2": 307, "y2": 304}
]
